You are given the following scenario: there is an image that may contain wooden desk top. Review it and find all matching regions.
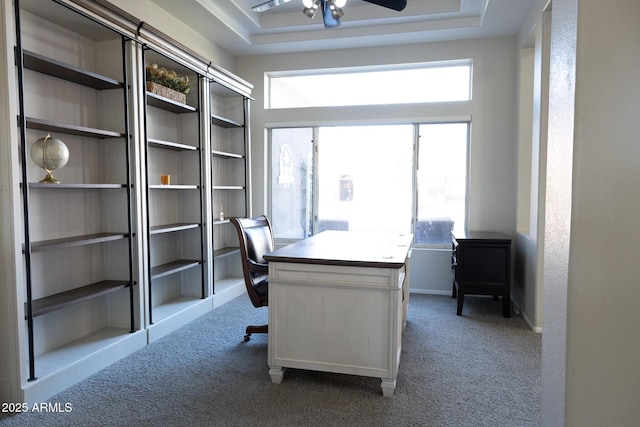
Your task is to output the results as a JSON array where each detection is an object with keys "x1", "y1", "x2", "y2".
[
  {"x1": 453, "y1": 231, "x2": 511, "y2": 242},
  {"x1": 264, "y1": 231, "x2": 413, "y2": 269}
]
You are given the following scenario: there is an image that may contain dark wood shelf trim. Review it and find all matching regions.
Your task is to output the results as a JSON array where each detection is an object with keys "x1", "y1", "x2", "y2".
[
  {"x1": 146, "y1": 91, "x2": 197, "y2": 113},
  {"x1": 22, "y1": 50, "x2": 123, "y2": 90},
  {"x1": 147, "y1": 137, "x2": 197, "y2": 151},
  {"x1": 28, "y1": 280, "x2": 130, "y2": 318},
  {"x1": 149, "y1": 222, "x2": 200, "y2": 234},
  {"x1": 212, "y1": 150, "x2": 243, "y2": 159},
  {"x1": 23, "y1": 116, "x2": 124, "y2": 139},
  {"x1": 29, "y1": 232, "x2": 129, "y2": 252},
  {"x1": 151, "y1": 259, "x2": 201, "y2": 279},
  {"x1": 28, "y1": 183, "x2": 126, "y2": 189},
  {"x1": 213, "y1": 246, "x2": 239, "y2": 258},
  {"x1": 211, "y1": 113, "x2": 242, "y2": 128}
]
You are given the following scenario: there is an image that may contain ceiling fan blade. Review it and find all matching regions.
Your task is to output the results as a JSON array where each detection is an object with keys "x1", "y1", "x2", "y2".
[
  {"x1": 252, "y1": 0, "x2": 294, "y2": 13},
  {"x1": 363, "y1": 0, "x2": 407, "y2": 11}
]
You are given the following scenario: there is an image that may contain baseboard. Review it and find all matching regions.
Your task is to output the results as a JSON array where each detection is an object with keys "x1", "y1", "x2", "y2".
[
  {"x1": 21, "y1": 330, "x2": 147, "y2": 405},
  {"x1": 213, "y1": 282, "x2": 246, "y2": 308},
  {"x1": 511, "y1": 298, "x2": 542, "y2": 333},
  {"x1": 409, "y1": 289, "x2": 451, "y2": 296},
  {"x1": 147, "y1": 298, "x2": 213, "y2": 343}
]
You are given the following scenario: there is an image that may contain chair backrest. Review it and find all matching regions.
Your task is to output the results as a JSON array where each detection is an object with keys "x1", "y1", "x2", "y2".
[{"x1": 230, "y1": 215, "x2": 274, "y2": 308}]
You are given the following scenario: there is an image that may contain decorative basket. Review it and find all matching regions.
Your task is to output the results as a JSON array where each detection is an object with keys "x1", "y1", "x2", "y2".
[{"x1": 146, "y1": 81, "x2": 186, "y2": 104}]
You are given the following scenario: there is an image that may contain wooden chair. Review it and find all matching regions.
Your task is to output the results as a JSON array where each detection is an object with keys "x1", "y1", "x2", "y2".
[{"x1": 230, "y1": 215, "x2": 274, "y2": 341}]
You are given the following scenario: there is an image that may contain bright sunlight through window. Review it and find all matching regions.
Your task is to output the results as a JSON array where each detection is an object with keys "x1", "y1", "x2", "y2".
[{"x1": 267, "y1": 61, "x2": 472, "y2": 109}]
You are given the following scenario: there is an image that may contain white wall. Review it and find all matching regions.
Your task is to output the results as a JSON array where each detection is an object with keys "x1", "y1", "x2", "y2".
[
  {"x1": 542, "y1": 0, "x2": 640, "y2": 424},
  {"x1": 236, "y1": 37, "x2": 518, "y2": 295},
  {"x1": 103, "y1": 0, "x2": 234, "y2": 72},
  {"x1": 563, "y1": 0, "x2": 640, "y2": 424}
]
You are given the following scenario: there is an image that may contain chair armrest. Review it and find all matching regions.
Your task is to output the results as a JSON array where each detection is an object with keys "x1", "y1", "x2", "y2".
[{"x1": 249, "y1": 259, "x2": 269, "y2": 275}]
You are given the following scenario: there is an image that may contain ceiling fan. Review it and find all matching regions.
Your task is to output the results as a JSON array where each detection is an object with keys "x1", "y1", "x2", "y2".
[{"x1": 252, "y1": 0, "x2": 407, "y2": 28}]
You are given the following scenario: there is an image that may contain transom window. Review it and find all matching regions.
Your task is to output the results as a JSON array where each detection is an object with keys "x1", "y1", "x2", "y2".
[{"x1": 266, "y1": 61, "x2": 472, "y2": 109}]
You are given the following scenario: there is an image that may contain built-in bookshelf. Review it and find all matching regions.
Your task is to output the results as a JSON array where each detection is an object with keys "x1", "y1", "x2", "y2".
[
  {"x1": 210, "y1": 80, "x2": 251, "y2": 304},
  {"x1": 4, "y1": 0, "x2": 253, "y2": 404},
  {"x1": 143, "y1": 48, "x2": 208, "y2": 336},
  {"x1": 14, "y1": 0, "x2": 145, "y2": 400}
]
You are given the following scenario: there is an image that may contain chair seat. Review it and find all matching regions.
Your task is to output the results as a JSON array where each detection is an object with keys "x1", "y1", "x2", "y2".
[{"x1": 253, "y1": 276, "x2": 268, "y2": 304}]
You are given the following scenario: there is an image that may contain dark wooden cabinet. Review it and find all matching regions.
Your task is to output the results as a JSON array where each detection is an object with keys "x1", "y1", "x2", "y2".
[{"x1": 452, "y1": 232, "x2": 511, "y2": 317}]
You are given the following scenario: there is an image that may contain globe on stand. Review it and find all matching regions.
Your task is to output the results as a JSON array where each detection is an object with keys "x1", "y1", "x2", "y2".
[{"x1": 29, "y1": 133, "x2": 69, "y2": 184}]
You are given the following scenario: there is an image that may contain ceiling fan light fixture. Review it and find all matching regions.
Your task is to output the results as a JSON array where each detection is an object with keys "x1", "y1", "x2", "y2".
[
  {"x1": 327, "y1": 0, "x2": 344, "y2": 19},
  {"x1": 303, "y1": 0, "x2": 321, "y2": 18},
  {"x1": 255, "y1": 0, "x2": 407, "y2": 24}
]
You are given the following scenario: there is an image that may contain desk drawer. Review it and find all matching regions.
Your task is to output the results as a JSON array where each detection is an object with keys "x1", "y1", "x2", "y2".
[{"x1": 270, "y1": 262, "x2": 404, "y2": 289}]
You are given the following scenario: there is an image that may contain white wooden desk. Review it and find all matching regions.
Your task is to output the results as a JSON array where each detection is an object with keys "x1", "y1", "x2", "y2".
[{"x1": 263, "y1": 231, "x2": 412, "y2": 396}]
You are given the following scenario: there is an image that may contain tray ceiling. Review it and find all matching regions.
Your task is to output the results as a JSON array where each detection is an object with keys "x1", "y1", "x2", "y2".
[{"x1": 150, "y1": 0, "x2": 534, "y2": 56}]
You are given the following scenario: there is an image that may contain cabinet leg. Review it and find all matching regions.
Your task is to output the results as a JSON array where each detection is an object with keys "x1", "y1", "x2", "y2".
[
  {"x1": 502, "y1": 296, "x2": 511, "y2": 318},
  {"x1": 269, "y1": 366, "x2": 285, "y2": 384},
  {"x1": 456, "y1": 293, "x2": 464, "y2": 316},
  {"x1": 381, "y1": 378, "x2": 396, "y2": 397}
]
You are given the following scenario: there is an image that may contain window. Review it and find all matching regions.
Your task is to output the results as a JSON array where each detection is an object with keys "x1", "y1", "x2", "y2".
[
  {"x1": 269, "y1": 123, "x2": 469, "y2": 245},
  {"x1": 415, "y1": 123, "x2": 469, "y2": 245},
  {"x1": 317, "y1": 125, "x2": 414, "y2": 234},
  {"x1": 267, "y1": 62, "x2": 471, "y2": 244},
  {"x1": 266, "y1": 61, "x2": 472, "y2": 109},
  {"x1": 270, "y1": 128, "x2": 314, "y2": 239}
]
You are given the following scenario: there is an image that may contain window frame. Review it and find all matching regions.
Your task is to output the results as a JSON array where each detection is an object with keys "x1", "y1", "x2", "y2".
[
  {"x1": 267, "y1": 122, "x2": 470, "y2": 248},
  {"x1": 414, "y1": 121, "x2": 471, "y2": 247}
]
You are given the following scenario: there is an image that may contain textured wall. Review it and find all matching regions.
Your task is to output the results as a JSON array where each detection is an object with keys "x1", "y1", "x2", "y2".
[
  {"x1": 564, "y1": 0, "x2": 640, "y2": 424},
  {"x1": 543, "y1": 0, "x2": 640, "y2": 424}
]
